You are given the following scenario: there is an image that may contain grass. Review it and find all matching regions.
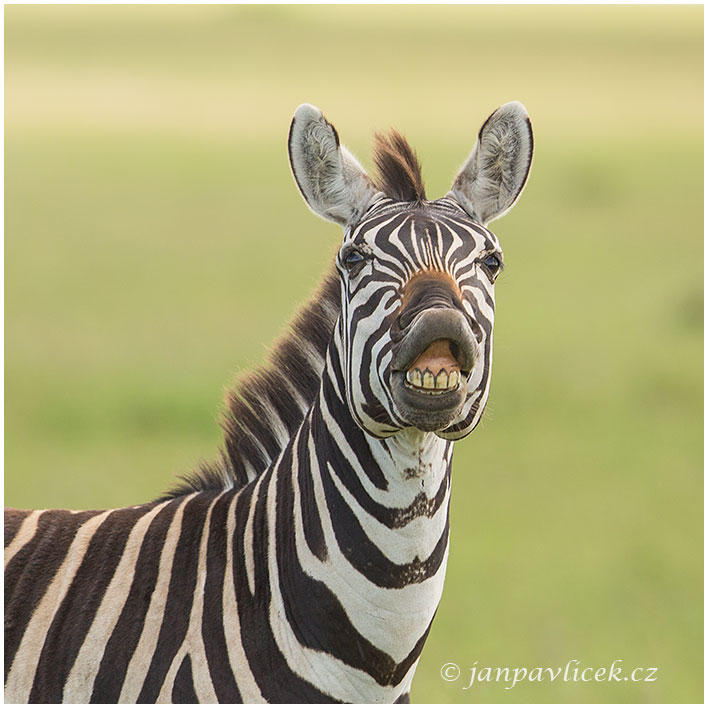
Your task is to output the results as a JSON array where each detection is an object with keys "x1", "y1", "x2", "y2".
[{"x1": 5, "y1": 5, "x2": 703, "y2": 702}]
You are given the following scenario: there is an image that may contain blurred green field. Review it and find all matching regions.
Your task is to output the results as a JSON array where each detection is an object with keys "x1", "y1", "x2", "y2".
[{"x1": 5, "y1": 5, "x2": 702, "y2": 703}]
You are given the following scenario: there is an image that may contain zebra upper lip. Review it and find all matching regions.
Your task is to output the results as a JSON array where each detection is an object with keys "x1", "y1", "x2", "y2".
[
  {"x1": 404, "y1": 340, "x2": 461, "y2": 393},
  {"x1": 391, "y1": 308, "x2": 477, "y2": 374}
]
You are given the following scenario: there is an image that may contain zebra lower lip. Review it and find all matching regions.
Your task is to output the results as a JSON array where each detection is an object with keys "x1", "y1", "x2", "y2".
[{"x1": 391, "y1": 370, "x2": 467, "y2": 432}]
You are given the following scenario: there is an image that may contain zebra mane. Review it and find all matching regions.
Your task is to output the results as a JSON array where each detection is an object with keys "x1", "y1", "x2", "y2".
[
  {"x1": 161, "y1": 130, "x2": 424, "y2": 501},
  {"x1": 372, "y1": 130, "x2": 427, "y2": 203},
  {"x1": 161, "y1": 267, "x2": 341, "y2": 499}
]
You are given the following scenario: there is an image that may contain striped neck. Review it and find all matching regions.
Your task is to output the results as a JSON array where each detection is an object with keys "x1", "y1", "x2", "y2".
[{"x1": 254, "y1": 337, "x2": 453, "y2": 701}]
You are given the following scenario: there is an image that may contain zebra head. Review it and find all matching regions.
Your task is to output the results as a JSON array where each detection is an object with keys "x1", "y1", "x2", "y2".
[{"x1": 289, "y1": 103, "x2": 533, "y2": 440}]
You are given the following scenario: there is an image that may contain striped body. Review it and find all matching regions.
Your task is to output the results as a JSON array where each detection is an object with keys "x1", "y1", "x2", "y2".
[
  {"x1": 5, "y1": 338, "x2": 451, "y2": 702},
  {"x1": 5, "y1": 103, "x2": 533, "y2": 703}
]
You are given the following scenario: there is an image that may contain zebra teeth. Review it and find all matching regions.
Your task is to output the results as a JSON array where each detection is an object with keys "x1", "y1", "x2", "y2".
[
  {"x1": 405, "y1": 366, "x2": 461, "y2": 393},
  {"x1": 406, "y1": 368, "x2": 424, "y2": 388},
  {"x1": 403, "y1": 339, "x2": 466, "y2": 394},
  {"x1": 435, "y1": 369, "x2": 449, "y2": 390}
]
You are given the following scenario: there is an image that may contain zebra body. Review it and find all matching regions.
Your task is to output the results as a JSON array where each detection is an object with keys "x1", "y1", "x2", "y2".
[{"x1": 5, "y1": 102, "x2": 533, "y2": 703}]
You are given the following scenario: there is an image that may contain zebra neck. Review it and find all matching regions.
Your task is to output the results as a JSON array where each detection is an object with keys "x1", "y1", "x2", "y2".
[
  {"x1": 311, "y1": 354, "x2": 453, "y2": 576},
  {"x1": 258, "y1": 347, "x2": 453, "y2": 699},
  {"x1": 320, "y1": 352, "x2": 454, "y2": 507}
]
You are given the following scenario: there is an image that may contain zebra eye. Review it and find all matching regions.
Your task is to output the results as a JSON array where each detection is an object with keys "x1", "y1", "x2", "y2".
[
  {"x1": 481, "y1": 253, "x2": 502, "y2": 277},
  {"x1": 343, "y1": 249, "x2": 365, "y2": 269}
]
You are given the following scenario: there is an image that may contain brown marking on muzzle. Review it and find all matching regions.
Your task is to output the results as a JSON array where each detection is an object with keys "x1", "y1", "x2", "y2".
[
  {"x1": 395, "y1": 271, "x2": 466, "y2": 337},
  {"x1": 400, "y1": 271, "x2": 463, "y2": 310}
]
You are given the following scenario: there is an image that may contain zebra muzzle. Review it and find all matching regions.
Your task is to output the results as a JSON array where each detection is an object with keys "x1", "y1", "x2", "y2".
[{"x1": 390, "y1": 308, "x2": 478, "y2": 431}]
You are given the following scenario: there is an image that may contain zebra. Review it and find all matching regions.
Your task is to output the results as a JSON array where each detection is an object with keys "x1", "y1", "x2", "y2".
[{"x1": 4, "y1": 101, "x2": 533, "y2": 703}]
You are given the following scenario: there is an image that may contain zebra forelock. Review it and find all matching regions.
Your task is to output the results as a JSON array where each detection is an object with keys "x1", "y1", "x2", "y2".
[{"x1": 372, "y1": 131, "x2": 427, "y2": 203}]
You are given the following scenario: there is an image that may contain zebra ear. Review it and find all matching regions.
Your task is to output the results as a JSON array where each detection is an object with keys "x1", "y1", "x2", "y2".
[
  {"x1": 288, "y1": 104, "x2": 378, "y2": 227},
  {"x1": 450, "y1": 102, "x2": 533, "y2": 226}
]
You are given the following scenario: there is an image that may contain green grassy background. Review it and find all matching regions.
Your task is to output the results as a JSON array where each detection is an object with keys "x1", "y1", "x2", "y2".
[{"x1": 5, "y1": 5, "x2": 702, "y2": 703}]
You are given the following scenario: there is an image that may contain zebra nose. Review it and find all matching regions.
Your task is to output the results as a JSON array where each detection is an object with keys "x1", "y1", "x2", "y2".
[{"x1": 394, "y1": 272, "x2": 466, "y2": 335}]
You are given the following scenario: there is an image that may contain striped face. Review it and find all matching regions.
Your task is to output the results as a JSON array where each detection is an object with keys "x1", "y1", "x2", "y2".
[
  {"x1": 336, "y1": 197, "x2": 502, "y2": 439},
  {"x1": 288, "y1": 101, "x2": 533, "y2": 439}
]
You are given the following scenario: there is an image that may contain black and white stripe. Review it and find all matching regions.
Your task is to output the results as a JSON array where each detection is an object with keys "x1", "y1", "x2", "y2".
[{"x1": 5, "y1": 102, "x2": 533, "y2": 703}]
